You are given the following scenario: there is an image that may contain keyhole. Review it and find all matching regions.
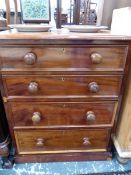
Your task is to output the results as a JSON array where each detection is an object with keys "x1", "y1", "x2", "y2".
[{"x1": 62, "y1": 77, "x2": 65, "y2": 81}]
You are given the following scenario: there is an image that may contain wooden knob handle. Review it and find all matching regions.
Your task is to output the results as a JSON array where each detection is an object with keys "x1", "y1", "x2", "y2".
[
  {"x1": 86, "y1": 111, "x2": 96, "y2": 121},
  {"x1": 91, "y1": 53, "x2": 103, "y2": 64},
  {"x1": 28, "y1": 82, "x2": 39, "y2": 93},
  {"x1": 36, "y1": 138, "x2": 44, "y2": 147},
  {"x1": 24, "y1": 52, "x2": 37, "y2": 65},
  {"x1": 83, "y1": 137, "x2": 91, "y2": 146},
  {"x1": 88, "y1": 82, "x2": 99, "y2": 93},
  {"x1": 32, "y1": 112, "x2": 41, "y2": 123}
]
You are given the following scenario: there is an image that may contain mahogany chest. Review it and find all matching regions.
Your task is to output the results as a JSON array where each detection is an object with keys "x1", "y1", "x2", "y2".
[{"x1": 0, "y1": 31, "x2": 130, "y2": 163}]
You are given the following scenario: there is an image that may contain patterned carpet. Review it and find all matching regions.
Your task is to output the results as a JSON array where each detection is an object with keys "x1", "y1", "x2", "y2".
[
  {"x1": 86, "y1": 171, "x2": 131, "y2": 175},
  {"x1": 0, "y1": 158, "x2": 131, "y2": 175}
]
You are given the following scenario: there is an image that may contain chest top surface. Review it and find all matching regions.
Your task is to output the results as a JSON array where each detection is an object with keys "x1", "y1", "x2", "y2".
[{"x1": 0, "y1": 29, "x2": 131, "y2": 45}]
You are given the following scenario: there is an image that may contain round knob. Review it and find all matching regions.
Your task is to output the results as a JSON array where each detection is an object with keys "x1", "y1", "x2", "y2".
[
  {"x1": 83, "y1": 137, "x2": 91, "y2": 146},
  {"x1": 86, "y1": 111, "x2": 96, "y2": 121},
  {"x1": 91, "y1": 53, "x2": 103, "y2": 64},
  {"x1": 88, "y1": 82, "x2": 99, "y2": 93},
  {"x1": 36, "y1": 138, "x2": 44, "y2": 147},
  {"x1": 24, "y1": 52, "x2": 37, "y2": 65},
  {"x1": 32, "y1": 112, "x2": 41, "y2": 123},
  {"x1": 28, "y1": 82, "x2": 39, "y2": 93}
]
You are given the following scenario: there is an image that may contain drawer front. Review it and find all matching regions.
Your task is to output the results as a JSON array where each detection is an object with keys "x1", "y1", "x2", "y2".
[
  {"x1": 14, "y1": 129, "x2": 109, "y2": 154},
  {"x1": 0, "y1": 46, "x2": 127, "y2": 71},
  {"x1": 4, "y1": 75, "x2": 122, "y2": 97},
  {"x1": 11, "y1": 102, "x2": 117, "y2": 127}
]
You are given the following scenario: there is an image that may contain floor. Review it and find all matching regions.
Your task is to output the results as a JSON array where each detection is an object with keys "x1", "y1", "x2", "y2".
[{"x1": 0, "y1": 155, "x2": 131, "y2": 175}]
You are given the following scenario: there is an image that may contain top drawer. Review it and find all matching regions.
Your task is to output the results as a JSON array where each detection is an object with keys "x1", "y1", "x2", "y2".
[{"x1": 0, "y1": 46, "x2": 127, "y2": 72}]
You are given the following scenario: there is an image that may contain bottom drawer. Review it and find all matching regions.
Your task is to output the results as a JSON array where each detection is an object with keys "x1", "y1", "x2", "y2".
[{"x1": 15, "y1": 129, "x2": 110, "y2": 154}]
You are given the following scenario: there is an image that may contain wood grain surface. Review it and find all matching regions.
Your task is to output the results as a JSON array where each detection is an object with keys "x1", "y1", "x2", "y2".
[
  {"x1": 3, "y1": 75, "x2": 122, "y2": 97},
  {"x1": 0, "y1": 46, "x2": 127, "y2": 71},
  {"x1": 10, "y1": 101, "x2": 117, "y2": 127},
  {"x1": 14, "y1": 129, "x2": 109, "y2": 154}
]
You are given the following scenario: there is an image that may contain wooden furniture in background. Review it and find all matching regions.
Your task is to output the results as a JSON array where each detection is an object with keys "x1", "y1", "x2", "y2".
[
  {"x1": 5, "y1": 0, "x2": 10, "y2": 25},
  {"x1": 56, "y1": 0, "x2": 105, "y2": 28},
  {"x1": 54, "y1": 11, "x2": 68, "y2": 25},
  {"x1": 5, "y1": 0, "x2": 18, "y2": 25},
  {"x1": 0, "y1": 31, "x2": 130, "y2": 163},
  {"x1": 0, "y1": 94, "x2": 12, "y2": 168},
  {"x1": 113, "y1": 66, "x2": 131, "y2": 163},
  {"x1": 4, "y1": 0, "x2": 104, "y2": 28}
]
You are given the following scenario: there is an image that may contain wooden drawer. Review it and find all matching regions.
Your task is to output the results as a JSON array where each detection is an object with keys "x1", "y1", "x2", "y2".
[
  {"x1": 14, "y1": 129, "x2": 109, "y2": 154},
  {"x1": 11, "y1": 102, "x2": 117, "y2": 127},
  {"x1": 4, "y1": 75, "x2": 122, "y2": 97},
  {"x1": 0, "y1": 46, "x2": 127, "y2": 71}
]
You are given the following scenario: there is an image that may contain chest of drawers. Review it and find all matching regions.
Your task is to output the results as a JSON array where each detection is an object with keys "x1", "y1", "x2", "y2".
[{"x1": 0, "y1": 31, "x2": 130, "y2": 163}]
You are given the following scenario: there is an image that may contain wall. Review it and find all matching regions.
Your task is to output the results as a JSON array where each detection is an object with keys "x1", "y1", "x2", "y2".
[
  {"x1": 101, "y1": 0, "x2": 131, "y2": 27},
  {"x1": 116, "y1": 0, "x2": 131, "y2": 8},
  {"x1": 101, "y1": 0, "x2": 116, "y2": 27}
]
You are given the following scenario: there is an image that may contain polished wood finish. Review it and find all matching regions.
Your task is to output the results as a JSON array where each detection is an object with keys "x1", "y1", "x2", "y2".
[
  {"x1": 10, "y1": 101, "x2": 117, "y2": 127},
  {"x1": 3, "y1": 75, "x2": 122, "y2": 97},
  {"x1": 0, "y1": 31, "x2": 131, "y2": 43},
  {"x1": 0, "y1": 30, "x2": 130, "y2": 163},
  {"x1": 0, "y1": 46, "x2": 127, "y2": 71},
  {"x1": 14, "y1": 129, "x2": 109, "y2": 154},
  {"x1": 15, "y1": 152, "x2": 112, "y2": 163}
]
